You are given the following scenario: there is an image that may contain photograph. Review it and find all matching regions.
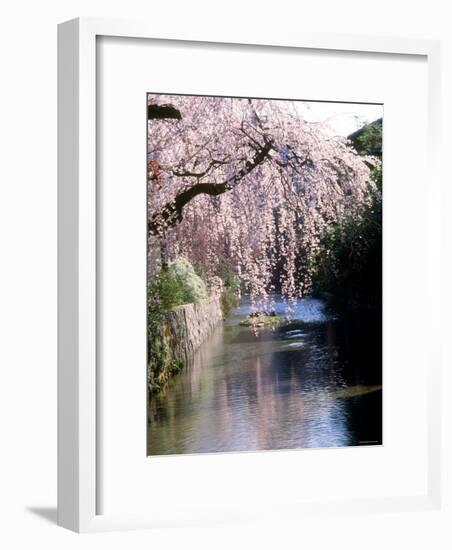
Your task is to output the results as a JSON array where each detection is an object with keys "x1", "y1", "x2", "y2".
[{"x1": 146, "y1": 93, "x2": 383, "y2": 456}]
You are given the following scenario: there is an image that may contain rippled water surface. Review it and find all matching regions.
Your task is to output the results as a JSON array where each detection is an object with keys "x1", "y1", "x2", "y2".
[{"x1": 147, "y1": 296, "x2": 382, "y2": 455}]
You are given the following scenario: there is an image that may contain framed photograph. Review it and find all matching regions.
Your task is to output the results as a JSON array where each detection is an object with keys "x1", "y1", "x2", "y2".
[{"x1": 58, "y1": 17, "x2": 444, "y2": 532}]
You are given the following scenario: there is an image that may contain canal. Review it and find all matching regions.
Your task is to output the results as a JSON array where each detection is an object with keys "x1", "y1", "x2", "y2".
[{"x1": 147, "y1": 296, "x2": 382, "y2": 455}]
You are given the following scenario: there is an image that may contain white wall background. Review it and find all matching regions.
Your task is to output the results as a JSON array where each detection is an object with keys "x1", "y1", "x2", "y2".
[{"x1": 0, "y1": 0, "x2": 451, "y2": 548}]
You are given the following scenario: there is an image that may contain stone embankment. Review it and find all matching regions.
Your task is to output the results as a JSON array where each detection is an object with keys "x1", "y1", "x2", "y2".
[{"x1": 148, "y1": 295, "x2": 222, "y2": 392}]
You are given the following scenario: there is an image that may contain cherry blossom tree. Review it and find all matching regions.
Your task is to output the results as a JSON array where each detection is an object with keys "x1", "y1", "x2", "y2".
[{"x1": 147, "y1": 94, "x2": 378, "y2": 310}]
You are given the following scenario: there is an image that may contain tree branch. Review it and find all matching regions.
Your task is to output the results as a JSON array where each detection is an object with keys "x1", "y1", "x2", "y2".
[
  {"x1": 172, "y1": 158, "x2": 229, "y2": 178},
  {"x1": 148, "y1": 103, "x2": 181, "y2": 120},
  {"x1": 148, "y1": 139, "x2": 273, "y2": 235}
]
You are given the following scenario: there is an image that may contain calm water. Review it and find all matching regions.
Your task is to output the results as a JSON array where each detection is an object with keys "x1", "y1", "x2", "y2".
[{"x1": 147, "y1": 296, "x2": 382, "y2": 455}]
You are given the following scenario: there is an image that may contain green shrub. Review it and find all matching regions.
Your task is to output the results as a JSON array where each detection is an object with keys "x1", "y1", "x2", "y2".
[
  {"x1": 220, "y1": 286, "x2": 238, "y2": 318},
  {"x1": 149, "y1": 257, "x2": 208, "y2": 317},
  {"x1": 166, "y1": 257, "x2": 207, "y2": 305},
  {"x1": 155, "y1": 270, "x2": 184, "y2": 311}
]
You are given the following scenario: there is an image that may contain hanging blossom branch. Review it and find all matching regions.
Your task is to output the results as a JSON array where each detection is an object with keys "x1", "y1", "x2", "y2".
[
  {"x1": 147, "y1": 94, "x2": 379, "y2": 303},
  {"x1": 148, "y1": 138, "x2": 273, "y2": 235}
]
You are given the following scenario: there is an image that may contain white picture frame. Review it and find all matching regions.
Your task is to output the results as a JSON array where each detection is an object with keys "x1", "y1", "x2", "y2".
[{"x1": 58, "y1": 17, "x2": 444, "y2": 533}]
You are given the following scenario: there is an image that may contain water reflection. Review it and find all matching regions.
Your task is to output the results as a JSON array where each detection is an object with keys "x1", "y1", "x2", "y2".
[{"x1": 147, "y1": 297, "x2": 382, "y2": 455}]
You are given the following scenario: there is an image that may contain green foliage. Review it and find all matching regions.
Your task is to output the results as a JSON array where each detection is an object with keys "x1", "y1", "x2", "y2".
[
  {"x1": 147, "y1": 257, "x2": 208, "y2": 394},
  {"x1": 314, "y1": 193, "x2": 382, "y2": 311},
  {"x1": 166, "y1": 257, "x2": 207, "y2": 305},
  {"x1": 350, "y1": 118, "x2": 382, "y2": 155},
  {"x1": 155, "y1": 270, "x2": 184, "y2": 311},
  {"x1": 220, "y1": 287, "x2": 238, "y2": 318},
  {"x1": 350, "y1": 119, "x2": 382, "y2": 191},
  {"x1": 239, "y1": 314, "x2": 282, "y2": 327},
  {"x1": 218, "y1": 261, "x2": 240, "y2": 317},
  {"x1": 218, "y1": 260, "x2": 240, "y2": 291},
  {"x1": 149, "y1": 257, "x2": 208, "y2": 317},
  {"x1": 147, "y1": 281, "x2": 166, "y2": 393},
  {"x1": 193, "y1": 258, "x2": 240, "y2": 318},
  {"x1": 313, "y1": 120, "x2": 382, "y2": 311},
  {"x1": 192, "y1": 260, "x2": 209, "y2": 283}
]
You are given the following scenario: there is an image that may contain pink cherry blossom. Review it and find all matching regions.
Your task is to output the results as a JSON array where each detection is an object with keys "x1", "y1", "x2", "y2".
[{"x1": 147, "y1": 94, "x2": 378, "y2": 310}]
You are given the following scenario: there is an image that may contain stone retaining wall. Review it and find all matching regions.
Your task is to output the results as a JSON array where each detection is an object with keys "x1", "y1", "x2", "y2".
[
  {"x1": 148, "y1": 295, "x2": 222, "y2": 391},
  {"x1": 164, "y1": 295, "x2": 222, "y2": 364}
]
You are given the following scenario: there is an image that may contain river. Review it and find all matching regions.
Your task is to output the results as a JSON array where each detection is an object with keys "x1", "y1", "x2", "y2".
[{"x1": 147, "y1": 296, "x2": 382, "y2": 455}]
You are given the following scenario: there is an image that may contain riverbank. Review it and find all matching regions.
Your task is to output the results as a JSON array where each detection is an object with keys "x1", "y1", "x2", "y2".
[{"x1": 147, "y1": 294, "x2": 222, "y2": 393}]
